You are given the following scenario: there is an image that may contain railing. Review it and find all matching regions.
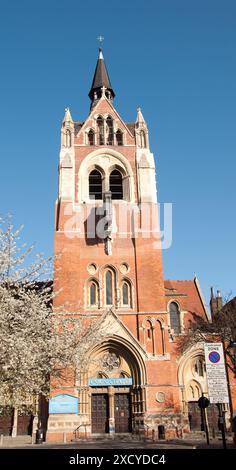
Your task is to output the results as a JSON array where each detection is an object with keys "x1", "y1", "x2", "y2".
[{"x1": 73, "y1": 423, "x2": 88, "y2": 440}]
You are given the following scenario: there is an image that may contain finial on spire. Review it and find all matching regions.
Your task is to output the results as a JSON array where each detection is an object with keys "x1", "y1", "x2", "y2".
[
  {"x1": 63, "y1": 107, "x2": 73, "y2": 123},
  {"x1": 99, "y1": 48, "x2": 104, "y2": 60},
  {"x1": 136, "y1": 107, "x2": 146, "y2": 124}
]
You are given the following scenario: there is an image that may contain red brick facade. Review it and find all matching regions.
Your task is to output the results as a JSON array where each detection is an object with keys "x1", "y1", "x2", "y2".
[{"x1": 47, "y1": 51, "x2": 219, "y2": 442}]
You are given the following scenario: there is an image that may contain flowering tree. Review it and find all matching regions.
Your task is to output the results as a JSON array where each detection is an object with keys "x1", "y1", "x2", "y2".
[{"x1": 0, "y1": 216, "x2": 107, "y2": 409}]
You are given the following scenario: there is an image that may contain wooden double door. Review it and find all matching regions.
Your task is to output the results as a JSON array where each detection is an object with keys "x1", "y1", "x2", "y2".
[{"x1": 91, "y1": 393, "x2": 131, "y2": 434}]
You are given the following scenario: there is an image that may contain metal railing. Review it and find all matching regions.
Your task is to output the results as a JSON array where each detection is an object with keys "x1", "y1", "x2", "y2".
[{"x1": 73, "y1": 423, "x2": 88, "y2": 440}]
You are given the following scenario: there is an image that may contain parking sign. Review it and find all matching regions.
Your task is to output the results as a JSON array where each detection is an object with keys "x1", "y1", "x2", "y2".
[{"x1": 204, "y1": 343, "x2": 229, "y2": 404}]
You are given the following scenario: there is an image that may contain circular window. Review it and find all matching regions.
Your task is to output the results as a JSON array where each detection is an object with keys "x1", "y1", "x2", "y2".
[
  {"x1": 87, "y1": 263, "x2": 98, "y2": 274},
  {"x1": 120, "y1": 263, "x2": 129, "y2": 274},
  {"x1": 156, "y1": 392, "x2": 165, "y2": 403}
]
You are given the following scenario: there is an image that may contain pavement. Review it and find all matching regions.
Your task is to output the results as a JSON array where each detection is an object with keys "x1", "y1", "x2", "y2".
[{"x1": 0, "y1": 435, "x2": 236, "y2": 449}]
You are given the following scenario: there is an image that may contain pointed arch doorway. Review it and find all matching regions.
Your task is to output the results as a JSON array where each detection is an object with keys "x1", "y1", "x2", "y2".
[{"x1": 86, "y1": 338, "x2": 146, "y2": 435}]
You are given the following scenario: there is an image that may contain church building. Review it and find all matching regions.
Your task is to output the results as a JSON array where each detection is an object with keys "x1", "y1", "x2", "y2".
[{"x1": 46, "y1": 49, "x2": 218, "y2": 441}]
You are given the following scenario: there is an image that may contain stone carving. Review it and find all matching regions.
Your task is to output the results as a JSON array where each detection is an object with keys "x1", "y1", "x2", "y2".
[{"x1": 101, "y1": 353, "x2": 120, "y2": 372}]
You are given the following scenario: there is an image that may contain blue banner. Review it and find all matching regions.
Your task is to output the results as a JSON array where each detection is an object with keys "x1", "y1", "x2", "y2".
[
  {"x1": 49, "y1": 394, "x2": 79, "y2": 414},
  {"x1": 89, "y1": 378, "x2": 133, "y2": 387}
]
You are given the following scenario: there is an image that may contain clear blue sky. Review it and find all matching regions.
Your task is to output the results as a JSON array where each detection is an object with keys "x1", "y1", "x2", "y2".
[{"x1": 0, "y1": 0, "x2": 235, "y2": 305}]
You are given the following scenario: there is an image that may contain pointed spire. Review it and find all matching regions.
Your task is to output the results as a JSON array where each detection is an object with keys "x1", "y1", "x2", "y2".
[
  {"x1": 88, "y1": 48, "x2": 115, "y2": 107},
  {"x1": 63, "y1": 107, "x2": 73, "y2": 123},
  {"x1": 136, "y1": 107, "x2": 146, "y2": 125}
]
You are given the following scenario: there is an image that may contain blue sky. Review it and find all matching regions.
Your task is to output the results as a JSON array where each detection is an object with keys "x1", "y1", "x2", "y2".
[{"x1": 0, "y1": 0, "x2": 235, "y2": 304}]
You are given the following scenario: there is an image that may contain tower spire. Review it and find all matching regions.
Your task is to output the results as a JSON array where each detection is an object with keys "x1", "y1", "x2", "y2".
[{"x1": 88, "y1": 48, "x2": 115, "y2": 108}]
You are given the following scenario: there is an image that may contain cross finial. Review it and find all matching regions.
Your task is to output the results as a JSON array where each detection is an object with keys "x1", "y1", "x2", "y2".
[
  {"x1": 101, "y1": 86, "x2": 107, "y2": 97},
  {"x1": 97, "y1": 35, "x2": 104, "y2": 44}
]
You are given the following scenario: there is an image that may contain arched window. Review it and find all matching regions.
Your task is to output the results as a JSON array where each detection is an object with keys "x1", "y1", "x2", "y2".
[
  {"x1": 89, "y1": 169, "x2": 102, "y2": 200},
  {"x1": 122, "y1": 282, "x2": 129, "y2": 305},
  {"x1": 97, "y1": 116, "x2": 104, "y2": 145},
  {"x1": 116, "y1": 129, "x2": 123, "y2": 146},
  {"x1": 109, "y1": 169, "x2": 123, "y2": 200},
  {"x1": 169, "y1": 302, "x2": 181, "y2": 334},
  {"x1": 105, "y1": 270, "x2": 113, "y2": 305},
  {"x1": 121, "y1": 281, "x2": 131, "y2": 307},
  {"x1": 140, "y1": 130, "x2": 146, "y2": 148},
  {"x1": 66, "y1": 129, "x2": 71, "y2": 147},
  {"x1": 194, "y1": 357, "x2": 206, "y2": 377},
  {"x1": 88, "y1": 129, "x2": 95, "y2": 145},
  {"x1": 90, "y1": 282, "x2": 97, "y2": 305},
  {"x1": 106, "y1": 116, "x2": 114, "y2": 145}
]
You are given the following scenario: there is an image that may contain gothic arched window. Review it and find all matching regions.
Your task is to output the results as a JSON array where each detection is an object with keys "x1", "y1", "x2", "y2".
[
  {"x1": 89, "y1": 169, "x2": 102, "y2": 200},
  {"x1": 88, "y1": 129, "x2": 95, "y2": 145},
  {"x1": 105, "y1": 270, "x2": 114, "y2": 305},
  {"x1": 116, "y1": 129, "x2": 123, "y2": 146},
  {"x1": 89, "y1": 282, "x2": 98, "y2": 306},
  {"x1": 109, "y1": 169, "x2": 123, "y2": 200},
  {"x1": 106, "y1": 116, "x2": 114, "y2": 145},
  {"x1": 169, "y1": 302, "x2": 181, "y2": 335},
  {"x1": 121, "y1": 281, "x2": 131, "y2": 307},
  {"x1": 140, "y1": 130, "x2": 146, "y2": 148},
  {"x1": 97, "y1": 116, "x2": 104, "y2": 145},
  {"x1": 66, "y1": 129, "x2": 72, "y2": 147},
  {"x1": 122, "y1": 282, "x2": 129, "y2": 305}
]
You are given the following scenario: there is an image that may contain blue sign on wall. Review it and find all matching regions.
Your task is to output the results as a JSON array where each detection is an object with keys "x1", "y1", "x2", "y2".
[
  {"x1": 49, "y1": 394, "x2": 79, "y2": 414},
  {"x1": 89, "y1": 378, "x2": 133, "y2": 387}
]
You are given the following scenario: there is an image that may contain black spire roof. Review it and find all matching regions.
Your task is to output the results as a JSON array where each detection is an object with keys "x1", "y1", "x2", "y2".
[{"x1": 88, "y1": 49, "x2": 115, "y2": 105}]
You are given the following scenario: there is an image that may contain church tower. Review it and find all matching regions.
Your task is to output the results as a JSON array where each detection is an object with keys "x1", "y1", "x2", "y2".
[{"x1": 47, "y1": 49, "x2": 210, "y2": 441}]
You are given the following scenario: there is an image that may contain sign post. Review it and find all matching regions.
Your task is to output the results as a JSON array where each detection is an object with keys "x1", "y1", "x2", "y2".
[
  {"x1": 198, "y1": 396, "x2": 210, "y2": 445},
  {"x1": 204, "y1": 343, "x2": 229, "y2": 449}
]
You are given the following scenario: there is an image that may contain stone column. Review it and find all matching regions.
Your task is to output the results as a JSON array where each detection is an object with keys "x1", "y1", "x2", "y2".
[{"x1": 108, "y1": 387, "x2": 115, "y2": 434}]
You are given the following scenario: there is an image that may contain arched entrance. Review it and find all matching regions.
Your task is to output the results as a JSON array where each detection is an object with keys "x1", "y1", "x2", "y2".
[
  {"x1": 82, "y1": 338, "x2": 146, "y2": 435},
  {"x1": 178, "y1": 347, "x2": 220, "y2": 433}
]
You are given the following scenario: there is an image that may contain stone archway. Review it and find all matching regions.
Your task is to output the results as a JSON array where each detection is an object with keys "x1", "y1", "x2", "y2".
[{"x1": 78, "y1": 337, "x2": 147, "y2": 435}]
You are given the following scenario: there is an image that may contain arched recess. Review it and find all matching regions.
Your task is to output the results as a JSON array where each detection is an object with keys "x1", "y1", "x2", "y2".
[
  {"x1": 86, "y1": 336, "x2": 147, "y2": 388},
  {"x1": 140, "y1": 130, "x2": 147, "y2": 148},
  {"x1": 87, "y1": 129, "x2": 95, "y2": 145},
  {"x1": 155, "y1": 320, "x2": 164, "y2": 355},
  {"x1": 144, "y1": 319, "x2": 154, "y2": 354},
  {"x1": 86, "y1": 278, "x2": 100, "y2": 308},
  {"x1": 177, "y1": 346, "x2": 208, "y2": 413},
  {"x1": 76, "y1": 336, "x2": 147, "y2": 427}
]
